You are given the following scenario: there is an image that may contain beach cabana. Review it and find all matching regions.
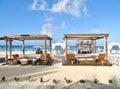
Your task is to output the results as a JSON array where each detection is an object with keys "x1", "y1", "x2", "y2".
[
  {"x1": 63, "y1": 34, "x2": 109, "y2": 64},
  {"x1": 3, "y1": 34, "x2": 52, "y2": 62}
]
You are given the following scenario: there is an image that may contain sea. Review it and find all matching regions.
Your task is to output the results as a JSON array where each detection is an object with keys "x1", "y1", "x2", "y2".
[
  {"x1": 0, "y1": 45, "x2": 45, "y2": 52},
  {"x1": 0, "y1": 45, "x2": 119, "y2": 52},
  {"x1": 0, "y1": 45, "x2": 115, "y2": 52}
]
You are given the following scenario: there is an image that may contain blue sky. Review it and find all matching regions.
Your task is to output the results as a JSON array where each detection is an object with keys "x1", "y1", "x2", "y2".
[{"x1": 0, "y1": 0, "x2": 120, "y2": 45}]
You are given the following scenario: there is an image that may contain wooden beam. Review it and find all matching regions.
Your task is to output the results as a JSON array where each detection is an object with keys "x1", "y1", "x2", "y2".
[
  {"x1": 104, "y1": 37, "x2": 108, "y2": 60},
  {"x1": 22, "y1": 40, "x2": 25, "y2": 57},
  {"x1": 94, "y1": 40, "x2": 96, "y2": 53},
  {"x1": 4, "y1": 34, "x2": 52, "y2": 40},
  {"x1": 9, "y1": 40, "x2": 12, "y2": 59},
  {"x1": 50, "y1": 39, "x2": 52, "y2": 58},
  {"x1": 44, "y1": 36, "x2": 47, "y2": 60},
  {"x1": 64, "y1": 34, "x2": 109, "y2": 40},
  {"x1": 5, "y1": 39, "x2": 8, "y2": 61},
  {"x1": 65, "y1": 38, "x2": 67, "y2": 55},
  {"x1": 64, "y1": 34, "x2": 109, "y2": 37}
]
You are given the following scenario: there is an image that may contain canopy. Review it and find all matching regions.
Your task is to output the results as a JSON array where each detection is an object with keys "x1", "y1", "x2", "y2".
[
  {"x1": 64, "y1": 34, "x2": 109, "y2": 60},
  {"x1": 108, "y1": 42, "x2": 120, "y2": 50},
  {"x1": 3, "y1": 34, "x2": 52, "y2": 60},
  {"x1": 52, "y1": 42, "x2": 64, "y2": 50}
]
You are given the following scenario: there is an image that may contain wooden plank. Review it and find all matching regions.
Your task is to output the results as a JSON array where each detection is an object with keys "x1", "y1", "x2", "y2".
[
  {"x1": 4, "y1": 34, "x2": 52, "y2": 40},
  {"x1": 63, "y1": 60, "x2": 112, "y2": 66},
  {"x1": 64, "y1": 34, "x2": 109, "y2": 40}
]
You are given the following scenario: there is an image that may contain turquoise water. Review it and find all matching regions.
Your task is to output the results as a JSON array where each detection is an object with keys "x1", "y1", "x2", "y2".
[
  {"x1": 68, "y1": 46, "x2": 104, "y2": 52},
  {"x1": 0, "y1": 45, "x2": 119, "y2": 52},
  {"x1": 0, "y1": 45, "x2": 45, "y2": 52}
]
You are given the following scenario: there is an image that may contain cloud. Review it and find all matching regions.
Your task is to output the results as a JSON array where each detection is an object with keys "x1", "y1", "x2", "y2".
[
  {"x1": 30, "y1": 0, "x2": 88, "y2": 17},
  {"x1": 50, "y1": 0, "x2": 68, "y2": 13},
  {"x1": 40, "y1": 21, "x2": 66, "y2": 37},
  {"x1": 50, "y1": 0, "x2": 88, "y2": 17},
  {"x1": 83, "y1": 4, "x2": 88, "y2": 16},
  {"x1": 30, "y1": 0, "x2": 48, "y2": 10},
  {"x1": 41, "y1": 23, "x2": 53, "y2": 37},
  {"x1": 61, "y1": 21, "x2": 66, "y2": 28},
  {"x1": 91, "y1": 29, "x2": 104, "y2": 34},
  {"x1": 45, "y1": 15, "x2": 54, "y2": 22}
]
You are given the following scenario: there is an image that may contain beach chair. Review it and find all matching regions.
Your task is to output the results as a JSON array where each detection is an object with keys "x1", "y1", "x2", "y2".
[
  {"x1": 12, "y1": 54, "x2": 19, "y2": 64},
  {"x1": 96, "y1": 53, "x2": 105, "y2": 64},
  {"x1": 19, "y1": 59, "x2": 28, "y2": 65},
  {"x1": 65, "y1": 54, "x2": 76, "y2": 64},
  {"x1": 40, "y1": 54, "x2": 52, "y2": 64}
]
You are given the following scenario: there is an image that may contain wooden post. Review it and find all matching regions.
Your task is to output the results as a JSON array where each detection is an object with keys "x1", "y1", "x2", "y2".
[
  {"x1": 104, "y1": 37, "x2": 108, "y2": 60},
  {"x1": 92, "y1": 40, "x2": 96, "y2": 53},
  {"x1": 50, "y1": 39, "x2": 52, "y2": 58},
  {"x1": 77, "y1": 40, "x2": 79, "y2": 54},
  {"x1": 5, "y1": 39, "x2": 8, "y2": 61},
  {"x1": 95, "y1": 40, "x2": 96, "y2": 53},
  {"x1": 91, "y1": 40, "x2": 93, "y2": 53},
  {"x1": 22, "y1": 40, "x2": 25, "y2": 57},
  {"x1": 44, "y1": 36, "x2": 47, "y2": 60},
  {"x1": 9, "y1": 40, "x2": 12, "y2": 59},
  {"x1": 89, "y1": 40, "x2": 92, "y2": 53},
  {"x1": 65, "y1": 38, "x2": 67, "y2": 55}
]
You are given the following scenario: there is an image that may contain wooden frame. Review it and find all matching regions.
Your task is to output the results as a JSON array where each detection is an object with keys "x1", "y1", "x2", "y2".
[
  {"x1": 3, "y1": 34, "x2": 52, "y2": 62},
  {"x1": 63, "y1": 34, "x2": 109, "y2": 60}
]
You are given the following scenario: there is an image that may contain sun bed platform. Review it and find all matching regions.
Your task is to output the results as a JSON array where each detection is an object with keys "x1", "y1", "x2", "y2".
[{"x1": 63, "y1": 59, "x2": 112, "y2": 66}]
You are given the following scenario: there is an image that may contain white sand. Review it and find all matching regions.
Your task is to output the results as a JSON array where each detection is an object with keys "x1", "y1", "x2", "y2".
[
  {"x1": 0, "y1": 51, "x2": 120, "y2": 88},
  {"x1": 2, "y1": 61, "x2": 120, "y2": 87}
]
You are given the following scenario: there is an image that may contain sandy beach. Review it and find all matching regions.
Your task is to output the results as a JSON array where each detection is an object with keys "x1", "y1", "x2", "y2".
[
  {"x1": 1, "y1": 0, "x2": 120, "y2": 88},
  {"x1": 0, "y1": 51, "x2": 120, "y2": 89}
]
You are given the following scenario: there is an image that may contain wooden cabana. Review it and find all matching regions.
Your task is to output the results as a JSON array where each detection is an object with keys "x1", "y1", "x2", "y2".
[
  {"x1": 63, "y1": 34, "x2": 109, "y2": 60},
  {"x1": 3, "y1": 34, "x2": 52, "y2": 61}
]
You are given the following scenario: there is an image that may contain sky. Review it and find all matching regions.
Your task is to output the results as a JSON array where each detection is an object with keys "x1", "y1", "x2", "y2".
[{"x1": 0, "y1": 0, "x2": 120, "y2": 45}]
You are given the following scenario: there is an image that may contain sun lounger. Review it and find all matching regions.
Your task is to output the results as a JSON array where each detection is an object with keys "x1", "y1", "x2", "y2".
[
  {"x1": 40, "y1": 54, "x2": 52, "y2": 64},
  {"x1": 65, "y1": 54, "x2": 76, "y2": 64},
  {"x1": 32, "y1": 59, "x2": 37, "y2": 64},
  {"x1": 19, "y1": 58, "x2": 37, "y2": 65},
  {"x1": 96, "y1": 53, "x2": 105, "y2": 64},
  {"x1": 20, "y1": 59, "x2": 28, "y2": 65},
  {"x1": 12, "y1": 54, "x2": 19, "y2": 64}
]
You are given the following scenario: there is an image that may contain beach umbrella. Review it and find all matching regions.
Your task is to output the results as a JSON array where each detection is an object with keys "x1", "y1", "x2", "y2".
[
  {"x1": 52, "y1": 42, "x2": 64, "y2": 50},
  {"x1": 111, "y1": 45, "x2": 119, "y2": 50},
  {"x1": 108, "y1": 42, "x2": 120, "y2": 50}
]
